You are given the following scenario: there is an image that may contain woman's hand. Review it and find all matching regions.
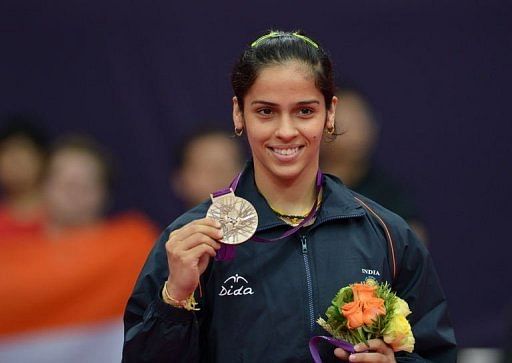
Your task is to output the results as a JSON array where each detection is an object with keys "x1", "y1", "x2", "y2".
[
  {"x1": 334, "y1": 339, "x2": 396, "y2": 362},
  {"x1": 165, "y1": 218, "x2": 223, "y2": 300}
]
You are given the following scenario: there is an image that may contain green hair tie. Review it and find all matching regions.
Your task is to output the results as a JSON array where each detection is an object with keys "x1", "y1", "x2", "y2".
[
  {"x1": 292, "y1": 32, "x2": 319, "y2": 48},
  {"x1": 250, "y1": 31, "x2": 319, "y2": 49},
  {"x1": 250, "y1": 31, "x2": 281, "y2": 48}
]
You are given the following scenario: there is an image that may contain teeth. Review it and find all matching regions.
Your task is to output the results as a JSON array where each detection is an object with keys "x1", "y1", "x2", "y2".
[{"x1": 273, "y1": 147, "x2": 299, "y2": 155}]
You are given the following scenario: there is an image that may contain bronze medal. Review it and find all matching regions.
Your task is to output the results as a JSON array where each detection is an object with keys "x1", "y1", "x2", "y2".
[{"x1": 206, "y1": 190, "x2": 258, "y2": 245}]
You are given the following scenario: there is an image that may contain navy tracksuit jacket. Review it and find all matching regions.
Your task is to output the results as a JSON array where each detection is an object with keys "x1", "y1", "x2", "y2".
[{"x1": 123, "y1": 163, "x2": 457, "y2": 362}]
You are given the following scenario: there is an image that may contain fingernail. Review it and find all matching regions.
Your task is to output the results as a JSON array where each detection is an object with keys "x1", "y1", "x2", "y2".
[{"x1": 349, "y1": 353, "x2": 357, "y2": 361}]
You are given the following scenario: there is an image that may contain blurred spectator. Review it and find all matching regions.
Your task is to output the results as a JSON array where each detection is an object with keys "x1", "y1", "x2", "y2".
[
  {"x1": 0, "y1": 117, "x2": 48, "y2": 239},
  {"x1": 0, "y1": 135, "x2": 157, "y2": 362},
  {"x1": 320, "y1": 87, "x2": 428, "y2": 243},
  {"x1": 42, "y1": 136, "x2": 112, "y2": 237},
  {"x1": 171, "y1": 128, "x2": 245, "y2": 210}
]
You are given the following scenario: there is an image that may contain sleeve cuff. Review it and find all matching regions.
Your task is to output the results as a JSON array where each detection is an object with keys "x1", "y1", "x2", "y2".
[{"x1": 152, "y1": 287, "x2": 195, "y2": 322}]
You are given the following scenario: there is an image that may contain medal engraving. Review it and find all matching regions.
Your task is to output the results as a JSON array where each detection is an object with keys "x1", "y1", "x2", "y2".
[{"x1": 207, "y1": 191, "x2": 258, "y2": 245}]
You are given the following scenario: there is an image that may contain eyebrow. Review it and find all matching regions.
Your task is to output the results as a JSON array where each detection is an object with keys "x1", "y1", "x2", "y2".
[
  {"x1": 251, "y1": 100, "x2": 278, "y2": 106},
  {"x1": 250, "y1": 100, "x2": 320, "y2": 106},
  {"x1": 297, "y1": 100, "x2": 320, "y2": 105}
]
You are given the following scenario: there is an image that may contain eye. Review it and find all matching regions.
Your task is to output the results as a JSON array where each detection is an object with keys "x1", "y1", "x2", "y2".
[
  {"x1": 298, "y1": 108, "x2": 314, "y2": 117},
  {"x1": 256, "y1": 108, "x2": 273, "y2": 117}
]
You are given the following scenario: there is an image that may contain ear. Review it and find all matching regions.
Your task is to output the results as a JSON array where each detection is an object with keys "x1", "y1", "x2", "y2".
[
  {"x1": 325, "y1": 95, "x2": 338, "y2": 131},
  {"x1": 232, "y1": 96, "x2": 244, "y2": 130}
]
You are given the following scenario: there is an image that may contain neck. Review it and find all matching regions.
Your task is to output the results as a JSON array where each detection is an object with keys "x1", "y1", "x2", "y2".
[
  {"x1": 3, "y1": 190, "x2": 42, "y2": 219},
  {"x1": 254, "y1": 165, "x2": 319, "y2": 216}
]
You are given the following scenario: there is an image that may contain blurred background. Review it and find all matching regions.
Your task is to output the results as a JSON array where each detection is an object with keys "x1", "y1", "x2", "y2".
[{"x1": 1, "y1": 0, "x2": 511, "y2": 362}]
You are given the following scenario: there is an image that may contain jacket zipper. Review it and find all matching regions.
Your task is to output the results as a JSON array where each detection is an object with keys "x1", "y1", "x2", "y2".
[{"x1": 300, "y1": 234, "x2": 315, "y2": 333}]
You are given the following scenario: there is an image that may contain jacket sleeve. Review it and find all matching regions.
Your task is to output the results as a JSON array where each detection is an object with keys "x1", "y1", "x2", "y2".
[
  {"x1": 391, "y1": 223, "x2": 457, "y2": 363},
  {"x1": 122, "y1": 229, "x2": 201, "y2": 363}
]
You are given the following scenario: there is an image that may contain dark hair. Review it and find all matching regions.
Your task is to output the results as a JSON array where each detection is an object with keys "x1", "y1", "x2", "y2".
[
  {"x1": 0, "y1": 114, "x2": 49, "y2": 154},
  {"x1": 231, "y1": 30, "x2": 335, "y2": 112}
]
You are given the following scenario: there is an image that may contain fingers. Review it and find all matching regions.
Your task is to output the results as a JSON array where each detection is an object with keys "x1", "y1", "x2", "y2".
[
  {"x1": 170, "y1": 218, "x2": 222, "y2": 239},
  {"x1": 179, "y1": 230, "x2": 222, "y2": 251},
  {"x1": 167, "y1": 218, "x2": 223, "y2": 251},
  {"x1": 177, "y1": 217, "x2": 222, "y2": 238},
  {"x1": 334, "y1": 348, "x2": 350, "y2": 360},
  {"x1": 168, "y1": 218, "x2": 220, "y2": 238},
  {"x1": 173, "y1": 243, "x2": 217, "y2": 264},
  {"x1": 354, "y1": 339, "x2": 390, "y2": 354},
  {"x1": 346, "y1": 339, "x2": 395, "y2": 362}
]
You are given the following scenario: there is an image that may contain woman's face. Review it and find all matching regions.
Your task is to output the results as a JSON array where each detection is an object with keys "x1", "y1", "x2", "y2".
[
  {"x1": 44, "y1": 149, "x2": 107, "y2": 227},
  {"x1": 233, "y1": 61, "x2": 336, "y2": 183},
  {"x1": 176, "y1": 134, "x2": 242, "y2": 207},
  {"x1": 0, "y1": 136, "x2": 45, "y2": 195}
]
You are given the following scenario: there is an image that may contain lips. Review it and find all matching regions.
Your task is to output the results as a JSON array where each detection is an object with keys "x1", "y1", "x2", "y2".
[
  {"x1": 268, "y1": 145, "x2": 303, "y2": 160},
  {"x1": 272, "y1": 147, "x2": 299, "y2": 155}
]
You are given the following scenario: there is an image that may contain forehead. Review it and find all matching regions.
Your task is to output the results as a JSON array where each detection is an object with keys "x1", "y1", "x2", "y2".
[
  {"x1": 246, "y1": 61, "x2": 321, "y2": 102},
  {"x1": 50, "y1": 149, "x2": 101, "y2": 175}
]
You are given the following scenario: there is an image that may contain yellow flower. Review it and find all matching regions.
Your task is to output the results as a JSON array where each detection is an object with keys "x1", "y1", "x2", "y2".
[
  {"x1": 394, "y1": 297, "x2": 411, "y2": 317},
  {"x1": 383, "y1": 315, "x2": 415, "y2": 353}
]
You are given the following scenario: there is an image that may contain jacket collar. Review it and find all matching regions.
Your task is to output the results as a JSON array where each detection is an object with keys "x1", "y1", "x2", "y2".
[{"x1": 233, "y1": 161, "x2": 365, "y2": 232}]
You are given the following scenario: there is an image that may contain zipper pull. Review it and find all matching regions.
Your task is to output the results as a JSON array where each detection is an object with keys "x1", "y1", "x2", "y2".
[{"x1": 300, "y1": 235, "x2": 307, "y2": 254}]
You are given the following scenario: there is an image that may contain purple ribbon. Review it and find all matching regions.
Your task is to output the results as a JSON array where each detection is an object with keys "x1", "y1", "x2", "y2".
[
  {"x1": 213, "y1": 170, "x2": 324, "y2": 261},
  {"x1": 212, "y1": 172, "x2": 242, "y2": 261},
  {"x1": 309, "y1": 336, "x2": 355, "y2": 363}
]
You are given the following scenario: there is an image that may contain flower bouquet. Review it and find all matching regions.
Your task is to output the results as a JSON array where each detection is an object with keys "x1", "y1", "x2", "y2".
[{"x1": 310, "y1": 278, "x2": 414, "y2": 361}]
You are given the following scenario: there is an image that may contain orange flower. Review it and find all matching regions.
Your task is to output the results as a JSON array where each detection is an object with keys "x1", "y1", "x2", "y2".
[
  {"x1": 341, "y1": 282, "x2": 386, "y2": 329},
  {"x1": 341, "y1": 301, "x2": 364, "y2": 329},
  {"x1": 361, "y1": 297, "x2": 386, "y2": 325},
  {"x1": 352, "y1": 283, "x2": 378, "y2": 302}
]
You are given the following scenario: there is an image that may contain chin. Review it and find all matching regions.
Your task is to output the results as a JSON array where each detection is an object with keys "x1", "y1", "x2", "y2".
[{"x1": 269, "y1": 162, "x2": 309, "y2": 181}]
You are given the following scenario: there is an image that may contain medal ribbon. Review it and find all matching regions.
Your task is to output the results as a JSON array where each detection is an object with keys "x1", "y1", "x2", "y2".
[
  {"x1": 308, "y1": 336, "x2": 356, "y2": 362},
  {"x1": 213, "y1": 170, "x2": 324, "y2": 261}
]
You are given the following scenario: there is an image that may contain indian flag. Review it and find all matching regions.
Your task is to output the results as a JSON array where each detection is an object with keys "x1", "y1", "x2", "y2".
[{"x1": 0, "y1": 212, "x2": 157, "y2": 363}]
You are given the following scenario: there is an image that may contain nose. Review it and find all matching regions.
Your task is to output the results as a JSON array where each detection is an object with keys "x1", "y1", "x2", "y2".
[{"x1": 274, "y1": 115, "x2": 298, "y2": 141}]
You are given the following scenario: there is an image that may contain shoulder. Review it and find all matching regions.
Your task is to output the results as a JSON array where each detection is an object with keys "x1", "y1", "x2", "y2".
[
  {"x1": 326, "y1": 173, "x2": 408, "y2": 230},
  {"x1": 326, "y1": 174, "x2": 425, "y2": 252},
  {"x1": 357, "y1": 168, "x2": 420, "y2": 221},
  {"x1": 324, "y1": 172, "x2": 418, "y2": 231},
  {"x1": 351, "y1": 191, "x2": 431, "y2": 278},
  {"x1": 351, "y1": 191, "x2": 410, "y2": 232}
]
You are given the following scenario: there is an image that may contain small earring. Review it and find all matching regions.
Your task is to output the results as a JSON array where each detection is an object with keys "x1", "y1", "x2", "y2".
[
  {"x1": 234, "y1": 127, "x2": 244, "y2": 137},
  {"x1": 326, "y1": 125, "x2": 335, "y2": 135}
]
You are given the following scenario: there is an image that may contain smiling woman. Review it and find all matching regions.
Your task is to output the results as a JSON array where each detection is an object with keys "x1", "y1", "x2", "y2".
[
  {"x1": 233, "y1": 60, "x2": 336, "y2": 213},
  {"x1": 122, "y1": 30, "x2": 457, "y2": 363}
]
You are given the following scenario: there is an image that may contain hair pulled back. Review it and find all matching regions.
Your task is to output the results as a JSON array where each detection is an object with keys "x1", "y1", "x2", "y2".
[{"x1": 231, "y1": 30, "x2": 335, "y2": 112}]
